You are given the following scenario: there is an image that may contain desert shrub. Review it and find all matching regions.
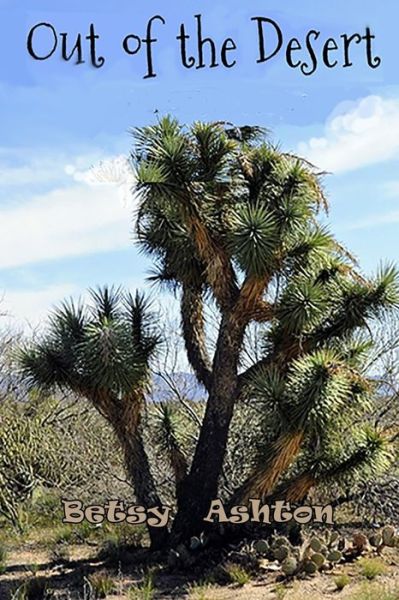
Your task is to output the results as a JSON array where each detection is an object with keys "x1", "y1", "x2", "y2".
[
  {"x1": 224, "y1": 563, "x2": 251, "y2": 586},
  {"x1": 128, "y1": 570, "x2": 156, "y2": 600},
  {"x1": 359, "y1": 558, "x2": 388, "y2": 580},
  {"x1": 335, "y1": 574, "x2": 352, "y2": 590},
  {"x1": 11, "y1": 577, "x2": 49, "y2": 600},
  {"x1": 274, "y1": 583, "x2": 289, "y2": 599},
  {"x1": 348, "y1": 583, "x2": 399, "y2": 600},
  {"x1": 88, "y1": 572, "x2": 116, "y2": 599},
  {"x1": 0, "y1": 396, "x2": 130, "y2": 530}
]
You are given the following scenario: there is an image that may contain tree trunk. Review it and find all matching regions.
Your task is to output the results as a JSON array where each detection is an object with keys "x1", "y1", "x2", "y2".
[
  {"x1": 170, "y1": 314, "x2": 244, "y2": 544},
  {"x1": 120, "y1": 428, "x2": 169, "y2": 550},
  {"x1": 95, "y1": 389, "x2": 169, "y2": 551}
]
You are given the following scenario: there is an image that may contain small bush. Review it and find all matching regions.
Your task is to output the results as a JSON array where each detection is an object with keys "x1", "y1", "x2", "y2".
[
  {"x1": 74, "y1": 520, "x2": 94, "y2": 543},
  {"x1": 335, "y1": 574, "x2": 351, "y2": 590},
  {"x1": 98, "y1": 535, "x2": 130, "y2": 566},
  {"x1": 275, "y1": 583, "x2": 288, "y2": 599},
  {"x1": 128, "y1": 570, "x2": 156, "y2": 600},
  {"x1": 187, "y1": 582, "x2": 214, "y2": 600},
  {"x1": 348, "y1": 583, "x2": 399, "y2": 600},
  {"x1": 0, "y1": 543, "x2": 8, "y2": 562},
  {"x1": 51, "y1": 525, "x2": 74, "y2": 545},
  {"x1": 359, "y1": 558, "x2": 388, "y2": 580},
  {"x1": 224, "y1": 563, "x2": 251, "y2": 587},
  {"x1": 11, "y1": 577, "x2": 48, "y2": 600},
  {"x1": 88, "y1": 572, "x2": 116, "y2": 599}
]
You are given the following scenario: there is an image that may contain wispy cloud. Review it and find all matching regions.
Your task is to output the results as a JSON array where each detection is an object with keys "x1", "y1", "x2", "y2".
[
  {"x1": 297, "y1": 95, "x2": 399, "y2": 173},
  {"x1": 0, "y1": 147, "x2": 108, "y2": 188},
  {"x1": 0, "y1": 138, "x2": 141, "y2": 272},
  {"x1": 0, "y1": 181, "x2": 136, "y2": 270},
  {"x1": 2, "y1": 283, "x2": 78, "y2": 329},
  {"x1": 341, "y1": 210, "x2": 399, "y2": 231},
  {"x1": 67, "y1": 155, "x2": 136, "y2": 205}
]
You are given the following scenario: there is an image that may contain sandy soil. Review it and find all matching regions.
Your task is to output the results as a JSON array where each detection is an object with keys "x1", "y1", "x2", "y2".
[{"x1": 1, "y1": 544, "x2": 399, "y2": 599}]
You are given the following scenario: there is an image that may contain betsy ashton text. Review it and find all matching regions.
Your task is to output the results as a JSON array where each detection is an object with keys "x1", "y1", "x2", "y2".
[{"x1": 62, "y1": 499, "x2": 334, "y2": 527}]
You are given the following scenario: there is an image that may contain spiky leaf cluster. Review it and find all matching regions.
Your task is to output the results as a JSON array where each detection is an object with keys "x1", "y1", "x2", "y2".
[
  {"x1": 132, "y1": 117, "x2": 336, "y2": 291},
  {"x1": 18, "y1": 287, "x2": 159, "y2": 399}
]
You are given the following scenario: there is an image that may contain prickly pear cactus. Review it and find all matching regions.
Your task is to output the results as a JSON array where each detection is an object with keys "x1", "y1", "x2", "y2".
[
  {"x1": 369, "y1": 533, "x2": 382, "y2": 548},
  {"x1": 382, "y1": 525, "x2": 397, "y2": 547},
  {"x1": 303, "y1": 560, "x2": 318, "y2": 575},
  {"x1": 309, "y1": 537, "x2": 323, "y2": 553},
  {"x1": 273, "y1": 545, "x2": 290, "y2": 562},
  {"x1": 311, "y1": 553, "x2": 325, "y2": 568},
  {"x1": 253, "y1": 539, "x2": 269, "y2": 555},
  {"x1": 282, "y1": 557, "x2": 298, "y2": 576},
  {"x1": 327, "y1": 550, "x2": 342, "y2": 563}
]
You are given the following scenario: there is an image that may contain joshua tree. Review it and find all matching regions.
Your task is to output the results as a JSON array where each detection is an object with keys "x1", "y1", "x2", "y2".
[
  {"x1": 19, "y1": 118, "x2": 399, "y2": 548},
  {"x1": 19, "y1": 289, "x2": 168, "y2": 550},
  {"x1": 132, "y1": 117, "x2": 398, "y2": 543}
]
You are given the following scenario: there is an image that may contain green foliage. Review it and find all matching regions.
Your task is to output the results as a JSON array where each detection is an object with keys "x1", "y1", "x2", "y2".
[
  {"x1": 0, "y1": 542, "x2": 7, "y2": 574},
  {"x1": 18, "y1": 287, "x2": 159, "y2": 398},
  {"x1": 335, "y1": 574, "x2": 352, "y2": 590},
  {"x1": 0, "y1": 399, "x2": 126, "y2": 530},
  {"x1": 224, "y1": 563, "x2": 251, "y2": 586},
  {"x1": 88, "y1": 572, "x2": 116, "y2": 599},
  {"x1": 11, "y1": 577, "x2": 49, "y2": 600},
  {"x1": 348, "y1": 583, "x2": 399, "y2": 600},
  {"x1": 359, "y1": 558, "x2": 388, "y2": 580},
  {"x1": 128, "y1": 570, "x2": 156, "y2": 600},
  {"x1": 275, "y1": 583, "x2": 289, "y2": 599},
  {"x1": 229, "y1": 203, "x2": 279, "y2": 277}
]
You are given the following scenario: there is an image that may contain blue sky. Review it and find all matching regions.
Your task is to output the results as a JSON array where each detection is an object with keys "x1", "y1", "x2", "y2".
[{"x1": 0, "y1": 0, "x2": 398, "y2": 327}]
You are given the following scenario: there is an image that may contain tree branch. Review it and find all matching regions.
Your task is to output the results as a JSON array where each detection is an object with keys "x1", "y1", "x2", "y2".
[{"x1": 181, "y1": 284, "x2": 213, "y2": 392}]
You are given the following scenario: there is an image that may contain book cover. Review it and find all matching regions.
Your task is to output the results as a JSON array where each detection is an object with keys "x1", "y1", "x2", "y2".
[{"x1": 0, "y1": 1, "x2": 398, "y2": 598}]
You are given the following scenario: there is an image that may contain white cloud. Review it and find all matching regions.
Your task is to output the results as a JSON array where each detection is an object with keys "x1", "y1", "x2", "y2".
[
  {"x1": 2, "y1": 283, "x2": 78, "y2": 329},
  {"x1": 0, "y1": 181, "x2": 137, "y2": 270},
  {"x1": 67, "y1": 155, "x2": 136, "y2": 205},
  {"x1": 342, "y1": 209, "x2": 399, "y2": 232},
  {"x1": 0, "y1": 148, "x2": 108, "y2": 188},
  {"x1": 297, "y1": 95, "x2": 399, "y2": 173}
]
